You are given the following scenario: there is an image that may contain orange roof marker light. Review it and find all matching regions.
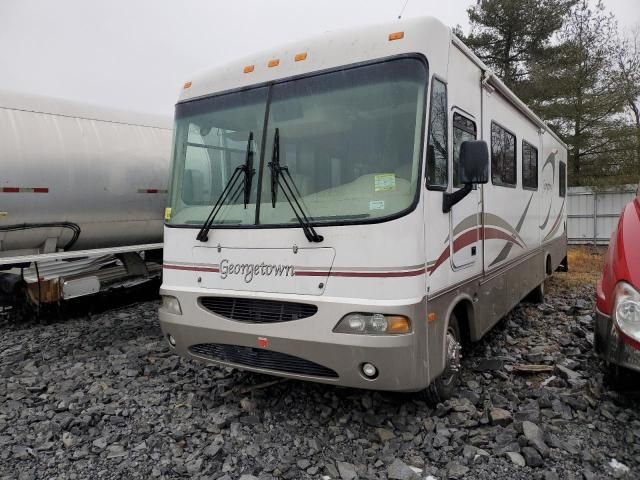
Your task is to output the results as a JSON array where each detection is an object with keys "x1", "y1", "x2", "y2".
[
  {"x1": 268, "y1": 59, "x2": 280, "y2": 68},
  {"x1": 183, "y1": 81, "x2": 192, "y2": 89},
  {"x1": 243, "y1": 65, "x2": 255, "y2": 74},
  {"x1": 388, "y1": 31, "x2": 405, "y2": 41},
  {"x1": 294, "y1": 52, "x2": 308, "y2": 62}
]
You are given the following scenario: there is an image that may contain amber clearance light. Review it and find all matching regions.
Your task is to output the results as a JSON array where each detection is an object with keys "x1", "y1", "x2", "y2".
[{"x1": 388, "y1": 31, "x2": 405, "y2": 41}]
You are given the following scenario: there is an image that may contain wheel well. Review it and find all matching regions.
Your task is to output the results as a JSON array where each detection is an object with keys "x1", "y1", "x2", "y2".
[
  {"x1": 452, "y1": 300, "x2": 473, "y2": 345},
  {"x1": 546, "y1": 254, "x2": 552, "y2": 276}
]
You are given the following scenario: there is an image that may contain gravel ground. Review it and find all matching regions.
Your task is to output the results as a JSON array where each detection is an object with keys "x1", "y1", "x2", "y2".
[{"x1": 1, "y1": 284, "x2": 639, "y2": 480}]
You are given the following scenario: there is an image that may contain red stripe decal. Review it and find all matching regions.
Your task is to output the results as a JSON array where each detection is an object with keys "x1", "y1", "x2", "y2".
[
  {"x1": 1, "y1": 187, "x2": 48, "y2": 193},
  {"x1": 482, "y1": 227, "x2": 524, "y2": 248},
  {"x1": 163, "y1": 264, "x2": 219, "y2": 273},
  {"x1": 296, "y1": 268, "x2": 426, "y2": 278},
  {"x1": 428, "y1": 226, "x2": 525, "y2": 275}
]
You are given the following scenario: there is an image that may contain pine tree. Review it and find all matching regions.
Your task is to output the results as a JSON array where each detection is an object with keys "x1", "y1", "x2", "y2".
[
  {"x1": 533, "y1": 0, "x2": 627, "y2": 185},
  {"x1": 462, "y1": 0, "x2": 576, "y2": 98}
]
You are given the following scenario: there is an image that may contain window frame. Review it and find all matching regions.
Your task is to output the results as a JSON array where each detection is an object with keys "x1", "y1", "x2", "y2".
[
  {"x1": 490, "y1": 121, "x2": 517, "y2": 189},
  {"x1": 521, "y1": 140, "x2": 539, "y2": 191},
  {"x1": 425, "y1": 76, "x2": 449, "y2": 192},
  {"x1": 452, "y1": 111, "x2": 478, "y2": 189}
]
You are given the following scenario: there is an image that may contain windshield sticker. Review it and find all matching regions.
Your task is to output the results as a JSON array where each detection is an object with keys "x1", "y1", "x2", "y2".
[
  {"x1": 374, "y1": 173, "x2": 396, "y2": 192},
  {"x1": 369, "y1": 200, "x2": 385, "y2": 210},
  {"x1": 164, "y1": 208, "x2": 172, "y2": 221}
]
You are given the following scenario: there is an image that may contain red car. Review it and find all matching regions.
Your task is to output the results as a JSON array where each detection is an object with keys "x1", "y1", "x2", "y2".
[{"x1": 595, "y1": 184, "x2": 640, "y2": 380}]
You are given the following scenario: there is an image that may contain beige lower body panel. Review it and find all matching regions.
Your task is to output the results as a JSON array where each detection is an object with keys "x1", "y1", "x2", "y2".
[{"x1": 159, "y1": 290, "x2": 429, "y2": 392}]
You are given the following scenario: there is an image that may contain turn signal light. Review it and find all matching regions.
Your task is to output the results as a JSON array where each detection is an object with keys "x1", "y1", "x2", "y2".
[
  {"x1": 388, "y1": 32, "x2": 405, "y2": 41},
  {"x1": 386, "y1": 316, "x2": 411, "y2": 333}
]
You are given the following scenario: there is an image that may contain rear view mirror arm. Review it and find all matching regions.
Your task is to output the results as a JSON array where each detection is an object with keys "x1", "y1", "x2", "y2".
[{"x1": 442, "y1": 184, "x2": 473, "y2": 214}]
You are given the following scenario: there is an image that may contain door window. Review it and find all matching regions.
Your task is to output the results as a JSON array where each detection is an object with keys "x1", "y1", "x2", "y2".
[{"x1": 452, "y1": 113, "x2": 477, "y2": 188}]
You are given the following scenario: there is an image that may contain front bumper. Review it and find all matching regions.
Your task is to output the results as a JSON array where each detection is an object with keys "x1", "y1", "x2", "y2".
[
  {"x1": 594, "y1": 308, "x2": 640, "y2": 372},
  {"x1": 159, "y1": 288, "x2": 429, "y2": 392}
]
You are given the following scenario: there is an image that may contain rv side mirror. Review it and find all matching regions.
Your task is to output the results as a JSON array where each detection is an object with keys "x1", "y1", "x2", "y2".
[{"x1": 459, "y1": 140, "x2": 489, "y2": 185}]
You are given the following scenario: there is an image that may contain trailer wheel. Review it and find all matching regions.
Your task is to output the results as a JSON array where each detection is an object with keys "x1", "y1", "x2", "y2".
[{"x1": 424, "y1": 314, "x2": 462, "y2": 404}]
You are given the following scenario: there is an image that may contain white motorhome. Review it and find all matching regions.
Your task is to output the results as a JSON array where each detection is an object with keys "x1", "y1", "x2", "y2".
[{"x1": 160, "y1": 16, "x2": 567, "y2": 399}]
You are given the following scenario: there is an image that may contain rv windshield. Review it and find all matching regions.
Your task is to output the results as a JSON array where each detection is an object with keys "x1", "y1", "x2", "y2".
[{"x1": 167, "y1": 58, "x2": 427, "y2": 228}]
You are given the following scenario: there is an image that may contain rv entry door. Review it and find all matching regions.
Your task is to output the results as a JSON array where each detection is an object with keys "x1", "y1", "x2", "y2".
[{"x1": 449, "y1": 111, "x2": 481, "y2": 269}]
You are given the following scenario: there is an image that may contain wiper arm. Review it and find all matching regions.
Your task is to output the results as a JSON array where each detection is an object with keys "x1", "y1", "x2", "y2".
[
  {"x1": 268, "y1": 128, "x2": 324, "y2": 243},
  {"x1": 243, "y1": 131, "x2": 255, "y2": 208},
  {"x1": 196, "y1": 131, "x2": 254, "y2": 242}
]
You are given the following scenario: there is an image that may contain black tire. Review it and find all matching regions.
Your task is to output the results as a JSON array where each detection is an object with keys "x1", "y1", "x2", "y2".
[
  {"x1": 424, "y1": 314, "x2": 462, "y2": 404},
  {"x1": 604, "y1": 363, "x2": 635, "y2": 391},
  {"x1": 527, "y1": 281, "x2": 545, "y2": 304}
]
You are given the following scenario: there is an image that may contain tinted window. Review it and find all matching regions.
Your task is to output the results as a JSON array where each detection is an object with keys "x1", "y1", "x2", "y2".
[
  {"x1": 559, "y1": 161, "x2": 566, "y2": 197},
  {"x1": 426, "y1": 79, "x2": 448, "y2": 189},
  {"x1": 491, "y1": 123, "x2": 516, "y2": 187},
  {"x1": 453, "y1": 113, "x2": 477, "y2": 187},
  {"x1": 522, "y1": 141, "x2": 538, "y2": 190}
]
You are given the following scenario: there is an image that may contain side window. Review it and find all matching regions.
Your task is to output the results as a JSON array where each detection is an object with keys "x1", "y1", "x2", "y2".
[
  {"x1": 453, "y1": 113, "x2": 477, "y2": 187},
  {"x1": 559, "y1": 161, "x2": 566, "y2": 197},
  {"x1": 522, "y1": 141, "x2": 538, "y2": 190},
  {"x1": 491, "y1": 122, "x2": 516, "y2": 187},
  {"x1": 426, "y1": 79, "x2": 448, "y2": 189}
]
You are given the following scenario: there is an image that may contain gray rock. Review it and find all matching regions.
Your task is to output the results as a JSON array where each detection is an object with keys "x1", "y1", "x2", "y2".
[
  {"x1": 506, "y1": 452, "x2": 526, "y2": 467},
  {"x1": 446, "y1": 462, "x2": 470, "y2": 479},
  {"x1": 522, "y1": 446, "x2": 544, "y2": 467},
  {"x1": 376, "y1": 428, "x2": 396, "y2": 442},
  {"x1": 92, "y1": 437, "x2": 107, "y2": 450},
  {"x1": 489, "y1": 408, "x2": 513, "y2": 426},
  {"x1": 388, "y1": 458, "x2": 419, "y2": 480},
  {"x1": 555, "y1": 365, "x2": 586, "y2": 388},
  {"x1": 106, "y1": 444, "x2": 127, "y2": 459},
  {"x1": 337, "y1": 461, "x2": 358, "y2": 480}
]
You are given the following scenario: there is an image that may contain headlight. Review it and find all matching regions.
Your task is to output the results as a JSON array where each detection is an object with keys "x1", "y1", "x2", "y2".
[
  {"x1": 613, "y1": 282, "x2": 640, "y2": 342},
  {"x1": 333, "y1": 313, "x2": 411, "y2": 335},
  {"x1": 160, "y1": 295, "x2": 182, "y2": 315}
]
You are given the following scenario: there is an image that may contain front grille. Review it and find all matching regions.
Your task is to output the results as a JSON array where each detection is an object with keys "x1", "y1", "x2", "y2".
[
  {"x1": 199, "y1": 296, "x2": 317, "y2": 323},
  {"x1": 189, "y1": 343, "x2": 338, "y2": 378}
]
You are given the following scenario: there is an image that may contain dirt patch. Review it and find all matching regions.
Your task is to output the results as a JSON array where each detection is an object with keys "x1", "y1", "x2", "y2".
[{"x1": 548, "y1": 245, "x2": 607, "y2": 295}]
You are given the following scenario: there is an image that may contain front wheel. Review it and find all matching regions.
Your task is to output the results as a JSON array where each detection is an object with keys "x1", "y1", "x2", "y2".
[{"x1": 423, "y1": 314, "x2": 462, "y2": 404}]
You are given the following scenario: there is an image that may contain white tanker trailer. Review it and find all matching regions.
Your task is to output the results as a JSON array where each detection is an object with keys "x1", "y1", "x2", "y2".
[{"x1": 0, "y1": 90, "x2": 172, "y2": 308}]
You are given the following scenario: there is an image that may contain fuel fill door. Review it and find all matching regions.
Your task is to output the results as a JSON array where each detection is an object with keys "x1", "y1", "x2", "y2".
[{"x1": 191, "y1": 247, "x2": 335, "y2": 296}]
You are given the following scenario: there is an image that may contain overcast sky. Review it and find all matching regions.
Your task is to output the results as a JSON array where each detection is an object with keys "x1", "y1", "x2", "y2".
[{"x1": 0, "y1": 0, "x2": 637, "y2": 117}]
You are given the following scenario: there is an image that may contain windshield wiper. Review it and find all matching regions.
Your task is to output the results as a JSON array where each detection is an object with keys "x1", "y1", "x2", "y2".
[
  {"x1": 196, "y1": 131, "x2": 254, "y2": 242},
  {"x1": 268, "y1": 128, "x2": 323, "y2": 243}
]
